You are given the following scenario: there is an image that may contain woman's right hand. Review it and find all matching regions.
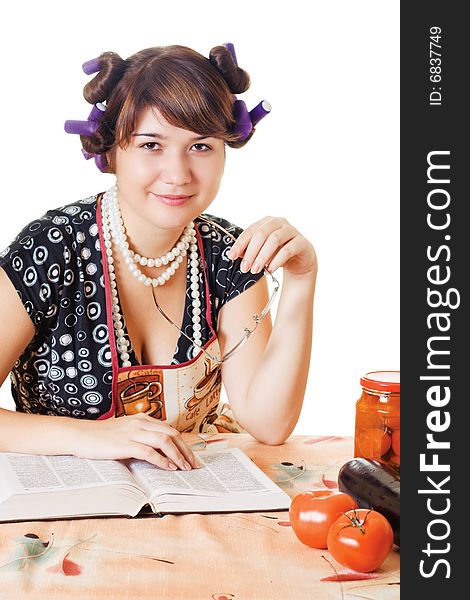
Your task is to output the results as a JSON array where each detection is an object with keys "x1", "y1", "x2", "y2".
[{"x1": 72, "y1": 414, "x2": 202, "y2": 470}]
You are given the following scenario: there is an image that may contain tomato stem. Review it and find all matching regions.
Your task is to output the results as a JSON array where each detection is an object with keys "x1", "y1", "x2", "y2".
[{"x1": 339, "y1": 509, "x2": 374, "y2": 535}]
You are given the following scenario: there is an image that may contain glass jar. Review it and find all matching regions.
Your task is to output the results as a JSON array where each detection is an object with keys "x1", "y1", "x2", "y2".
[{"x1": 354, "y1": 371, "x2": 400, "y2": 467}]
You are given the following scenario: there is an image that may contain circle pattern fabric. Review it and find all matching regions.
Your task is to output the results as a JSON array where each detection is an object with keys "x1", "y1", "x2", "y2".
[{"x1": 0, "y1": 193, "x2": 264, "y2": 419}]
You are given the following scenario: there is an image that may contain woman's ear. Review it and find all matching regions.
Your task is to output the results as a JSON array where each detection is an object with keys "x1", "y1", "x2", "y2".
[{"x1": 105, "y1": 147, "x2": 117, "y2": 174}]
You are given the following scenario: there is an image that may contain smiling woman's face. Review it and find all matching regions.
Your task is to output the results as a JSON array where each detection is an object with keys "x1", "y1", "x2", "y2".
[{"x1": 111, "y1": 107, "x2": 226, "y2": 231}]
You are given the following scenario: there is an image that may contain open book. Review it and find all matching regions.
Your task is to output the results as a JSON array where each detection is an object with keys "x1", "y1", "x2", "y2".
[{"x1": 0, "y1": 447, "x2": 292, "y2": 522}]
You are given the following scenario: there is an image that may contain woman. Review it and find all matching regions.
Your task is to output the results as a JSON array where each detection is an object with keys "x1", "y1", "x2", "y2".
[{"x1": 0, "y1": 43, "x2": 317, "y2": 472}]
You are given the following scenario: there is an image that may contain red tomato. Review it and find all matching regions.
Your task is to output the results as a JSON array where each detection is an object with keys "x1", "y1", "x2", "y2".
[
  {"x1": 289, "y1": 490, "x2": 358, "y2": 549},
  {"x1": 357, "y1": 428, "x2": 391, "y2": 458},
  {"x1": 327, "y1": 508, "x2": 394, "y2": 572}
]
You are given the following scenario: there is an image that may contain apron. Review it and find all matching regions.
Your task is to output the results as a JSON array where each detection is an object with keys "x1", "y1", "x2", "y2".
[{"x1": 96, "y1": 195, "x2": 245, "y2": 435}]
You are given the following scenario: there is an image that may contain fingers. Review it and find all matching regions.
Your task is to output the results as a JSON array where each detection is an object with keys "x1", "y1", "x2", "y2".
[
  {"x1": 227, "y1": 217, "x2": 274, "y2": 261},
  {"x1": 266, "y1": 238, "x2": 299, "y2": 273},
  {"x1": 230, "y1": 218, "x2": 297, "y2": 275},
  {"x1": 135, "y1": 430, "x2": 194, "y2": 470},
  {"x1": 129, "y1": 442, "x2": 180, "y2": 470},
  {"x1": 137, "y1": 416, "x2": 202, "y2": 469},
  {"x1": 170, "y1": 431, "x2": 203, "y2": 469}
]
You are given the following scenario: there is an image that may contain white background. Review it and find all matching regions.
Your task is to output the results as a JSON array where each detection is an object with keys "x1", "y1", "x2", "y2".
[{"x1": 0, "y1": 1, "x2": 399, "y2": 436}]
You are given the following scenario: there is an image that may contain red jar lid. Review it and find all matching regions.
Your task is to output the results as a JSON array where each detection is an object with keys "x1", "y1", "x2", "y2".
[{"x1": 360, "y1": 370, "x2": 400, "y2": 393}]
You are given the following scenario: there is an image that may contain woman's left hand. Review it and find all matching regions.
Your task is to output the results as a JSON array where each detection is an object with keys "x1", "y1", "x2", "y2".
[{"x1": 227, "y1": 216, "x2": 317, "y2": 277}]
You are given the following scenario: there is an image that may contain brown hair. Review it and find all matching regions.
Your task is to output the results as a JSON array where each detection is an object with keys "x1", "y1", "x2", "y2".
[{"x1": 80, "y1": 45, "x2": 253, "y2": 173}]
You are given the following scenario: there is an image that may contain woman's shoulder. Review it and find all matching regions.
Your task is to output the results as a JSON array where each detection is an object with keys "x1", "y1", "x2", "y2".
[
  {"x1": 0, "y1": 193, "x2": 100, "y2": 262},
  {"x1": 195, "y1": 212, "x2": 243, "y2": 254},
  {"x1": 196, "y1": 212, "x2": 243, "y2": 235}
]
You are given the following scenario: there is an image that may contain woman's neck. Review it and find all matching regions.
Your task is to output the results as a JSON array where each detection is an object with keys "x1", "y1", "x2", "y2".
[{"x1": 118, "y1": 198, "x2": 190, "y2": 259}]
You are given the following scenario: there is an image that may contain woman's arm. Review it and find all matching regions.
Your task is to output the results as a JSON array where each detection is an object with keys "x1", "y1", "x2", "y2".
[
  {"x1": 0, "y1": 268, "x2": 200, "y2": 470},
  {"x1": 217, "y1": 217, "x2": 317, "y2": 445}
]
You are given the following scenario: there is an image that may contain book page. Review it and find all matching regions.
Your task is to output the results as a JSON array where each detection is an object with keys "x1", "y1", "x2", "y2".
[
  {"x1": 128, "y1": 448, "x2": 276, "y2": 498},
  {"x1": 0, "y1": 454, "x2": 137, "y2": 492}
]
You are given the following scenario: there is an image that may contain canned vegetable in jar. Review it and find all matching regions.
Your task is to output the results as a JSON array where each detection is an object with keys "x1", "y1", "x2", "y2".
[{"x1": 354, "y1": 371, "x2": 400, "y2": 467}]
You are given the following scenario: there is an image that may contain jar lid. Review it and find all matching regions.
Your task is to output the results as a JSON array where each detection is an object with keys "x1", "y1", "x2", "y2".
[{"x1": 360, "y1": 370, "x2": 400, "y2": 393}]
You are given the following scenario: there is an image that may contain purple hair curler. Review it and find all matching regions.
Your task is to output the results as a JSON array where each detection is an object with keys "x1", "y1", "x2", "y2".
[
  {"x1": 221, "y1": 42, "x2": 271, "y2": 140},
  {"x1": 233, "y1": 100, "x2": 252, "y2": 140},
  {"x1": 64, "y1": 119, "x2": 99, "y2": 137},
  {"x1": 65, "y1": 101, "x2": 107, "y2": 171},
  {"x1": 94, "y1": 154, "x2": 107, "y2": 172},
  {"x1": 88, "y1": 102, "x2": 106, "y2": 122},
  {"x1": 82, "y1": 57, "x2": 101, "y2": 75},
  {"x1": 64, "y1": 103, "x2": 106, "y2": 136},
  {"x1": 233, "y1": 99, "x2": 272, "y2": 140},
  {"x1": 223, "y1": 42, "x2": 238, "y2": 66},
  {"x1": 65, "y1": 58, "x2": 108, "y2": 172},
  {"x1": 249, "y1": 100, "x2": 271, "y2": 127}
]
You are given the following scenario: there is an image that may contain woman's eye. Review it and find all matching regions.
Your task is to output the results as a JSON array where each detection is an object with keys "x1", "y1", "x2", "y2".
[
  {"x1": 192, "y1": 143, "x2": 211, "y2": 152},
  {"x1": 141, "y1": 142, "x2": 160, "y2": 151}
]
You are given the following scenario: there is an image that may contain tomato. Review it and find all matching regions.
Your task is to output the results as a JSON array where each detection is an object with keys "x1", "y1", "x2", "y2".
[
  {"x1": 356, "y1": 428, "x2": 391, "y2": 458},
  {"x1": 289, "y1": 490, "x2": 358, "y2": 549},
  {"x1": 392, "y1": 429, "x2": 400, "y2": 455},
  {"x1": 327, "y1": 509, "x2": 394, "y2": 572}
]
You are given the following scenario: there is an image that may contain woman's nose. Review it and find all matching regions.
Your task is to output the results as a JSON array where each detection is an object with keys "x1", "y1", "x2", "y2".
[{"x1": 160, "y1": 153, "x2": 192, "y2": 186}]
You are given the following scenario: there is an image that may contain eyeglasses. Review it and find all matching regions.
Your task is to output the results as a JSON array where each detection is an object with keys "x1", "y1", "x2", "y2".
[{"x1": 151, "y1": 214, "x2": 280, "y2": 366}]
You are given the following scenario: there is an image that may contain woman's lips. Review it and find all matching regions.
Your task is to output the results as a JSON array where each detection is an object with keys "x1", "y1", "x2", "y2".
[{"x1": 152, "y1": 193, "x2": 193, "y2": 206}]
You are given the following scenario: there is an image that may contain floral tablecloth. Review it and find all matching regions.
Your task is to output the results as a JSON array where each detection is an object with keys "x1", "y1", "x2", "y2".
[{"x1": 0, "y1": 434, "x2": 399, "y2": 599}]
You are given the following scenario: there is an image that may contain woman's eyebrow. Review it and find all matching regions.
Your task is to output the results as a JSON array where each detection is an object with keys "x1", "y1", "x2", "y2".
[{"x1": 132, "y1": 133, "x2": 212, "y2": 141}]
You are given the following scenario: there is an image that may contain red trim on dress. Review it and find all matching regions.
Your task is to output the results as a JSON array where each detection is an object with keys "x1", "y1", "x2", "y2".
[{"x1": 96, "y1": 193, "x2": 119, "y2": 420}]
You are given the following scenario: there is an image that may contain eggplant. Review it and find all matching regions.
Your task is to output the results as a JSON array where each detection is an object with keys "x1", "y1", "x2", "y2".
[{"x1": 337, "y1": 458, "x2": 400, "y2": 546}]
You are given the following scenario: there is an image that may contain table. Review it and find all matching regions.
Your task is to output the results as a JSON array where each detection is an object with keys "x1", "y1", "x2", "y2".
[{"x1": 0, "y1": 434, "x2": 400, "y2": 599}]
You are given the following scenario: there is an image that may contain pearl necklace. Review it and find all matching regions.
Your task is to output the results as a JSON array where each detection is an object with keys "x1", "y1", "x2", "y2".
[{"x1": 101, "y1": 185, "x2": 203, "y2": 367}]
